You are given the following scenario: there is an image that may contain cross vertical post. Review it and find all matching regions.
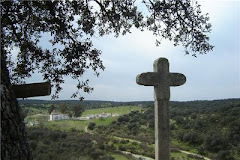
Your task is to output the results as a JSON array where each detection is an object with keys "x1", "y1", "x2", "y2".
[{"x1": 136, "y1": 58, "x2": 186, "y2": 160}]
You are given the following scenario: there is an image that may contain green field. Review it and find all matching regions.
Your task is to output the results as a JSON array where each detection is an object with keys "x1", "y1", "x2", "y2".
[
  {"x1": 82, "y1": 106, "x2": 142, "y2": 116},
  {"x1": 27, "y1": 106, "x2": 142, "y2": 132},
  {"x1": 25, "y1": 105, "x2": 205, "y2": 160},
  {"x1": 171, "y1": 138, "x2": 198, "y2": 154},
  {"x1": 45, "y1": 120, "x2": 87, "y2": 131},
  {"x1": 111, "y1": 153, "x2": 135, "y2": 160},
  {"x1": 171, "y1": 152, "x2": 195, "y2": 160}
]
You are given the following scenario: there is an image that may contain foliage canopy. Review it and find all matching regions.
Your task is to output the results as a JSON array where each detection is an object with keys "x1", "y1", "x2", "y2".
[{"x1": 1, "y1": 0, "x2": 213, "y2": 99}]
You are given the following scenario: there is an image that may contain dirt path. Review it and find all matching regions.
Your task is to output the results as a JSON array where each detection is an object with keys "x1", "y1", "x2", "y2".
[
  {"x1": 112, "y1": 135, "x2": 211, "y2": 160},
  {"x1": 113, "y1": 136, "x2": 141, "y2": 144},
  {"x1": 120, "y1": 151, "x2": 154, "y2": 160},
  {"x1": 84, "y1": 127, "x2": 211, "y2": 160},
  {"x1": 84, "y1": 126, "x2": 88, "y2": 133},
  {"x1": 84, "y1": 126, "x2": 93, "y2": 134},
  {"x1": 180, "y1": 150, "x2": 211, "y2": 160}
]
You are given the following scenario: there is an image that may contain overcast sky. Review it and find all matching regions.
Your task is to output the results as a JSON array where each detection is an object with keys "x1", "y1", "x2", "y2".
[{"x1": 26, "y1": 0, "x2": 239, "y2": 102}]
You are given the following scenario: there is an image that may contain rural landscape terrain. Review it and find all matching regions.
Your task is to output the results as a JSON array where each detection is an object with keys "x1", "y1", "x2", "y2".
[{"x1": 19, "y1": 98, "x2": 240, "y2": 160}]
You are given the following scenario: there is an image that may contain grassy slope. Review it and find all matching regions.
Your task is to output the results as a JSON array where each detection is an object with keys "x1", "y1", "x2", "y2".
[
  {"x1": 27, "y1": 106, "x2": 142, "y2": 132},
  {"x1": 82, "y1": 106, "x2": 142, "y2": 116},
  {"x1": 26, "y1": 105, "x2": 203, "y2": 159},
  {"x1": 26, "y1": 106, "x2": 142, "y2": 160}
]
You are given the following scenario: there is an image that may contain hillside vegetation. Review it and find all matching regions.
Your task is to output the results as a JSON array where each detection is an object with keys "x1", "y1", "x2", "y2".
[
  {"x1": 97, "y1": 99, "x2": 240, "y2": 159},
  {"x1": 21, "y1": 99, "x2": 240, "y2": 160}
]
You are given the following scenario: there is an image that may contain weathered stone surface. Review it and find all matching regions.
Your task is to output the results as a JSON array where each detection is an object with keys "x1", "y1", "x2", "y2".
[
  {"x1": 169, "y1": 73, "x2": 186, "y2": 86},
  {"x1": 137, "y1": 58, "x2": 186, "y2": 100},
  {"x1": 1, "y1": 55, "x2": 32, "y2": 160},
  {"x1": 12, "y1": 82, "x2": 51, "y2": 98},
  {"x1": 136, "y1": 72, "x2": 159, "y2": 86},
  {"x1": 136, "y1": 57, "x2": 186, "y2": 160},
  {"x1": 154, "y1": 100, "x2": 170, "y2": 160}
]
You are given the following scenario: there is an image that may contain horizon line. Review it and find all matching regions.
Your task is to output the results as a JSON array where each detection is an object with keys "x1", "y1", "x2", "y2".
[{"x1": 17, "y1": 97, "x2": 240, "y2": 103}]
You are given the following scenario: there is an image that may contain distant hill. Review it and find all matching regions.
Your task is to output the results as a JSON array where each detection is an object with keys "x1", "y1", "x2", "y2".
[
  {"x1": 17, "y1": 99, "x2": 154, "y2": 109},
  {"x1": 18, "y1": 98, "x2": 239, "y2": 109}
]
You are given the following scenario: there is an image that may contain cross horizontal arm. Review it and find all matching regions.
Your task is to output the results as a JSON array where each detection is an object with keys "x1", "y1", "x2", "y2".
[
  {"x1": 136, "y1": 72, "x2": 159, "y2": 86},
  {"x1": 12, "y1": 82, "x2": 51, "y2": 98},
  {"x1": 169, "y1": 73, "x2": 186, "y2": 86}
]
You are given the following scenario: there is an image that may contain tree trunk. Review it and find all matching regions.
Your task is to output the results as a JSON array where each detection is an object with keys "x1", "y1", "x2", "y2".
[{"x1": 1, "y1": 55, "x2": 32, "y2": 160}]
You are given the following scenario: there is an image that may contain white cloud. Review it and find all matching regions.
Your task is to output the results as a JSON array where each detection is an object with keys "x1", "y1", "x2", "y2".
[{"x1": 28, "y1": 0, "x2": 239, "y2": 101}]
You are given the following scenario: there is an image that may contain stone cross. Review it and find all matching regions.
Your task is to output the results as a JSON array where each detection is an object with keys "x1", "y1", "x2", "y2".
[
  {"x1": 12, "y1": 82, "x2": 51, "y2": 98},
  {"x1": 136, "y1": 58, "x2": 186, "y2": 160}
]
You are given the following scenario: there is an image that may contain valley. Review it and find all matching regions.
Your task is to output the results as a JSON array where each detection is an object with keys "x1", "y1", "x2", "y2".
[{"x1": 20, "y1": 99, "x2": 240, "y2": 160}]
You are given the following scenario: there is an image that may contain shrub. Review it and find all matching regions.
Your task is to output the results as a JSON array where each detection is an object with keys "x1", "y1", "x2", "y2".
[
  {"x1": 70, "y1": 128, "x2": 77, "y2": 132},
  {"x1": 117, "y1": 115, "x2": 130, "y2": 123},
  {"x1": 118, "y1": 145, "x2": 126, "y2": 151},
  {"x1": 29, "y1": 141, "x2": 37, "y2": 151},
  {"x1": 28, "y1": 130, "x2": 44, "y2": 139},
  {"x1": 216, "y1": 150, "x2": 234, "y2": 160},
  {"x1": 120, "y1": 139, "x2": 129, "y2": 144},
  {"x1": 88, "y1": 122, "x2": 96, "y2": 130},
  {"x1": 170, "y1": 148, "x2": 180, "y2": 152},
  {"x1": 49, "y1": 132, "x2": 61, "y2": 141},
  {"x1": 197, "y1": 147, "x2": 205, "y2": 155},
  {"x1": 105, "y1": 144, "x2": 116, "y2": 151},
  {"x1": 43, "y1": 139, "x2": 51, "y2": 145},
  {"x1": 237, "y1": 144, "x2": 240, "y2": 156},
  {"x1": 99, "y1": 155, "x2": 115, "y2": 160},
  {"x1": 61, "y1": 132, "x2": 67, "y2": 139},
  {"x1": 204, "y1": 132, "x2": 228, "y2": 153},
  {"x1": 131, "y1": 142, "x2": 138, "y2": 145},
  {"x1": 140, "y1": 142, "x2": 147, "y2": 150},
  {"x1": 112, "y1": 139, "x2": 119, "y2": 144},
  {"x1": 90, "y1": 149, "x2": 105, "y2": 159},
  {"x1": 99, "y1": 143, "x2": 105, "y2": 150}
]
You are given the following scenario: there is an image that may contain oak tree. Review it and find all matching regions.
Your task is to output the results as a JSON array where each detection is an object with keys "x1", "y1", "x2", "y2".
[
  {"x1": 1, "y1": 0, "x2": 213, "y2": 99},
  {"x1": 71, "y1": 104, "x2": 84, "y2": 118},
  {"x1": 1, "y1": 0, "x2": 213, "y2": 159}
]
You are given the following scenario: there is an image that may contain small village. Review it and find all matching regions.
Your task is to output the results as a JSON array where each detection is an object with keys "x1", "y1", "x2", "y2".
[
  {"x1": 28, "y1": 110, "x2": 120, "y2": 126},
  {"x1": 49, "y1": 110, "x2": 120, "y2": 121}
]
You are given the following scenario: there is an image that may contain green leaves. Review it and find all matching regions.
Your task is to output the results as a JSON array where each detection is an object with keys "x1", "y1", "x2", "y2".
[
  {"x1": 144, "y1": 0, "x2": 214, "y2": 56},
  {"x1": 1, "y1": 0, "x2": 213, "y2": 99}
]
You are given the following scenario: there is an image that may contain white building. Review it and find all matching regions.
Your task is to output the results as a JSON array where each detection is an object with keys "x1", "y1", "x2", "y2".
[
  {"x1": 96, "y1": 113, "x2": 111, "y2": 118},
  {"x1": 49, "y1": 110, "x2": 70, "y2": 121},
  {"x1": 29, "y1": 122, "x2": 39, "y2": 126},
  {"x1": 87, "y1": 114, "x2": 95, "y2": 119},
  {"x1": 78, "y1": 117, "x2": 89, "y2": 120},
  {"x1": 112, "y1": 113, "x2": 119, "y2": 117}
]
